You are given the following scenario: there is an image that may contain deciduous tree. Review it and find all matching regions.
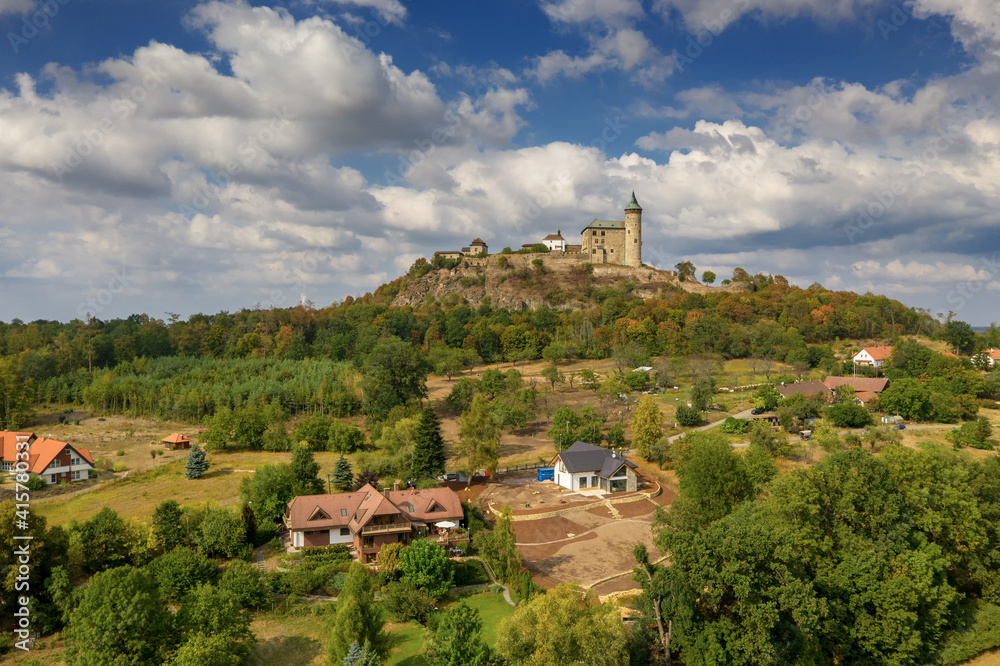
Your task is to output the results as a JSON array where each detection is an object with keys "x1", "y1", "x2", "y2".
[{"x1": 631, "y1": 395, "x2": 663, "y2": 460}]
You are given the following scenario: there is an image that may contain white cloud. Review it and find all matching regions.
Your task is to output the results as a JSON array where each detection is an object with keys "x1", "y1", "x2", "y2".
[
  {"x1": 654, "y1": 0, "x2": 882, "y2": 33},
  {"x1": 852, "y1": 259, "x2": 992, "y2": 283},
  {"x1": 0, "y1": 0, "x2": 33, "y2": 16},
  {"x1": 312, "y1": 0, "x2": 406, "y2": 25},
  {"x1": 541, "y1": 0, "x2": 645, "y2": 27},
  {"x1": 530, "y1": 28, "x2": 675, "y2": 86}
]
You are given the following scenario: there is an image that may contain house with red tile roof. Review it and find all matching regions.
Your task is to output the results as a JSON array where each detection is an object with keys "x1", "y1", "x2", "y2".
[
  {"x1": 986, "y1": 349, "x2": 1000, "y2": 368},
  {"x1": 284, "y1": 482, "x2": 464, "y2": 563},
  {"x1": 776, "y1": 381, "x2": 832, "y2": 400},
  {"x1": 852, "y1": 346, "x2": 893, "y2": 370},
  {"x1": 822, "y1": 376, "x2": 890, "y2": 393},
  {"x1": 161, "y1": 433, "x2": 192, "y2": 450},
  {"x1": 0, "y1": 431, "x2": 94, "y2": 484},
  {"x1": 542, "y1": 230, "x2": 566, "y2": 252}
]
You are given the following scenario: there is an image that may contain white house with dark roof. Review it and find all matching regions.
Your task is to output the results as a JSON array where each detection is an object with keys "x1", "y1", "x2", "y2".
[
  {"x1": 550, "y1": 441, "x2": 638, "y2": 494},
  {"x1": 542, "y1": 230, "x2": 565, "y2": 252}
]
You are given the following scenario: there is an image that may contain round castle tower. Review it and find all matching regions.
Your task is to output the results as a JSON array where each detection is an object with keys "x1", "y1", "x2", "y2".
[{"x1": 624, "y1": 191, "x2": 642, "y2": 268}]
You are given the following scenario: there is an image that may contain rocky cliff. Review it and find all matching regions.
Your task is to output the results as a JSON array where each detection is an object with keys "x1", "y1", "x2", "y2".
[{"x1": 388, "y1": 253, "x2": 751, "y2": 311}]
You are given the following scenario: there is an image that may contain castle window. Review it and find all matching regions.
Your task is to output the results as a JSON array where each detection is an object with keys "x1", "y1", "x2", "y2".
[
  {"x1": 600, "y1": 231, "x2": 605, "y2": 236},
  {"x1": 592, "y1": 230, "x2": 597, "y2": 236},
  {"x1": 634, "y1": 239, "x2": 638, "y2": 243},
  {"x1": 610, "y1": 249, "x2": 614, "y2": 253}
]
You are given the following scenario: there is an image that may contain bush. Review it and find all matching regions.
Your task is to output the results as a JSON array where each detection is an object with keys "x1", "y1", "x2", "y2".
[
  {"x1": 116, "y1": 449, "x2": 126, "y2": 456},
  {"x1": 382, "y1": 580, "x2": 435, "y2": 622},
  {"x1": 719, "y1": 417, "x2": 750, "y2": 434},
  {"x1": 24, "y1": 474, "x2": 47, "y2": 491},
  {"x1": 156, "y1": 449, "x2": 164, "y2": 456},
  {"x1": 453, "y1": 559, "x2": 489, "y2": 586},
  {"x1": 111, "y1": 462, "x2": 128, "y2": 473}
]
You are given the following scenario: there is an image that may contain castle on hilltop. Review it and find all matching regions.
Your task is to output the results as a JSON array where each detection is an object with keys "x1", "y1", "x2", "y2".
[
  {"x1": 578, "y1": 192, "x2": 643, "y2": 267},
  {"x1": 433, "y1": 193, "x2": 644, "y2": 268}
]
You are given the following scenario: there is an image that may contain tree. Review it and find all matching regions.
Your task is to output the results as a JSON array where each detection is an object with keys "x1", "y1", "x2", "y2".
[
  {"x1": 353, "y1": 468, "x2": 380, "y2": 491},
  {"x1": 701, "y1": 270, "x2": 716, "y2": 285},
  {"x1": 942, "y1": 319, "x2": 976, "y2": 354},
  {"x1": 633, "y1": 544, "x2": 674, "y2": 666},
  {"x1": 495, "y1": 584, "x2": 631, "y2": 665},
  {"x1": 631, "y1": 396, "x2": 663, "y2": 460},
  {"x1": 547, "y1": 406, "x2": 581, "y2": 451},
  {"x1": 329, "y1": 422, "x2": 366, "y2": 453},
  {"x1": 64, "y1": 566, "x2": 175, "y2": 665},
  {"x1": 399, "y1": 539, "x2": 454, "y2": 599},
  {"x1": 472, "y1": 504, "x2": 522, "y2": 585},
  {"x1": 605, "y1": 422, "x2": 626, "y2": 448},
  {"x1": 413, "y1": 407, "x2": 447, "y2": 480},
  {"x1": 673, "y1": 433, "x2": 752, "y2": 527},
  {"x1": 826, "y1": 402, "x2": 873, "y2": 428},
  {"x1": 749, "y1": 420, "x2": 790, "y2": 457},
  {"x1": 239, "y1": 463, "x2": 298, "y2": 525},
  {"x1": 674, "y1": 261, "x2": 696, "y2": 282},
  {"x1": 541, "y1": 364, "x2": 563, "y2": 390},
  {"x1": 430, "y1": 600, "x2": 492, "y2": 666},
  {"x1": 195, "y1": 508, "x2": 246, "y2": 559},
  {"x1": 332, "y1": 454, "x2": 354, "y2": 491},
  {"x1": 149, "y1": 545, "x2": 218, "y2": 601},
  {"x1": 455, "y1": 394, "x2": 501, "y2": 482},
  {"x1": 152, "y1": 499, "x2": 185, "y2": 551},
  {"x1": 611, "y1": 340, "x2": 649, "y2": 377},
  {"x1": 675, "y1": 403, "x2": 701, "y2": 427},
  {"x1": 176, "y1": 583, "x2": 256, "y2": 663},
  {"x1": 293, "y1": 413, "x2": 335, "y2": 451},
  {"x1": 753, "y1": 384, "x2": 781, "y2": 411},
  {"x1": 219, "y1": 558, "x2": 271, "y2": 608},
  {"x1": 291, "y1": 443, "x2": 324, "y2": 495},
  {"x1": 878, "y1": 377, "x2": 933, "y2": 421},
  {"x1": 327, "y1": 564, "x2": 387, "y2": 664},
  {"x1": 376, "y1": 541, "x2": 405, "y2": 580},
  {"x1": 361, "y1": 337, "x2": 429, "y2": 420},
  {"x1": 342, "y1": 640, "x2": 381, "y2": 666},
  {"x1": 689, "y1": 377, "x2": 715, "y2": 411},
  {"x1": 949, "y1": 417, "x2": 994, "y2": 450},
  {"x1": 185, "y1": 443, "x2": 210, "y2": 480},
  {"x1": 579, "y1": 368, "x2": 600, "y2": 391},
  {"x1": 73, "y1": 507, "x2": 134, "y2": 574},
  {"x1": 173, "y1": 632, "x2": 247, "y2": 666}
]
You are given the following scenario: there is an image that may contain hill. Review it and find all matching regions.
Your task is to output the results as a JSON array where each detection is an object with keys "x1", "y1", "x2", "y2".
[{"x1": 385, "y1": 252, "x2": 751, "y2": 311}]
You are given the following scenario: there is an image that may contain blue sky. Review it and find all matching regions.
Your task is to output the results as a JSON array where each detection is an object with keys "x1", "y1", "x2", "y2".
[{"x1": 0, "y1": 0, "x2": 997, "y2": 325}]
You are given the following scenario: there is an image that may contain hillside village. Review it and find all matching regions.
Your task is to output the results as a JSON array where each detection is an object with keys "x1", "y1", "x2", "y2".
[{"x1": 2, "y1": 256, "x2": 1000, "y2": 664}]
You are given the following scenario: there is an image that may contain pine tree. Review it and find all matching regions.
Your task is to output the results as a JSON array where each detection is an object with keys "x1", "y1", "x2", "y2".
[
  {"x1": 328, "y1": 565, "x2": 386, "y2": 664},
  {"x1": 184, "y1": 444, "x2": 209, "y2": 480},
  {"x1": 332, "y1": 454, "x2": 354, "y2": 492},
  {"x1": 342, "y1": 640, "x2": 380, "y2": 666},
  {"x1": 412, "y1": 407, "x2": 446, "y2": 480},
  {"x1": 291, "y1": 443, "x2": 324, "y2": 495}
]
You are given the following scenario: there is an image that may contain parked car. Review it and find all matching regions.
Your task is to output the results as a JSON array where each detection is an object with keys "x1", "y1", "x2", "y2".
[
  {"x1": 438, "y1": 472, "x2": 459, "y2": 481},
  {"x1": 750, "y1": 408, "x2": 763, "y2": 415},
  {"x1": 893, "y1": 424, "x2": 906, "y2": 430}
]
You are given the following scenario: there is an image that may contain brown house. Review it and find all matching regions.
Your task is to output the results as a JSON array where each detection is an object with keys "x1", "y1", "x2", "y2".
[
  {"x1": 161, "y1": 433, "x2": 192, "y2": 450},
  {"x1": 284, "y1": 482, "x2": 464, "y2": 563}
]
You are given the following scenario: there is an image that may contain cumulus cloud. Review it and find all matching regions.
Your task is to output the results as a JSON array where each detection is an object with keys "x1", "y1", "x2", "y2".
[
  {"x1": 654, "y1": 0, "x2": 882, "y2": 33},
  {"x1": 313, "y1": 0, "x2": 407, "y2": 25}
]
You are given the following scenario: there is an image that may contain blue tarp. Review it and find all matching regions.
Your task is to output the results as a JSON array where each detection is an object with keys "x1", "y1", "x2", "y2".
[{"x1": 537, "y1": 467, "x2": 555, "y2": 481}]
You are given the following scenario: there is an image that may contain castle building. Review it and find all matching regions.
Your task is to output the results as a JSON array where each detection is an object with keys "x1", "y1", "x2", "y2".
[
  {"x1": 461, "y1": 238, "x2": 488, "y2": 256},
  {"x1": 580, "y1": 192, "x2": 642, "y2": 266}
]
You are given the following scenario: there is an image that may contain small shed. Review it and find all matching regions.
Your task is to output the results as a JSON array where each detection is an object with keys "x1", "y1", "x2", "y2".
[{"x1": 162, "y1": 433, "x2": 192, "y2": 450}]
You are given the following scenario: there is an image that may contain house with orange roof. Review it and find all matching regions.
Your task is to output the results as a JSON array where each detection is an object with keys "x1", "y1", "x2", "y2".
[
  {"x1": 986, "y1": 349, "x2": 1000, "y2": 368},
  {"x1": 0, "y1": 431, "x2": 94, "y2": 484},
  {"x1": 161, "y1": 433, "x2": 192, "y2": 450},
  {"x1": 284, "y1": 481, "x2": 464, "y2": 563},
  {"x1": 852, "y1": 346, "x2": 893, "y2": 370}
]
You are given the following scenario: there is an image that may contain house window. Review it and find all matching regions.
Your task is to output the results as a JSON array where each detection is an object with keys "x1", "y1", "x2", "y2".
[
  {"x1": 407, "y1": 505, "x2": 414, "y2": 513},
  {"x1": 49, "y1": 474, "x2": 56, "y2": 484},
  {"x1": 591, "y1": 476, "x2": 598, "y2": 487},
  {"x1": 71, "y1": 457, "x2": 80, "y2": 465},
  {"x1": 592, "y1": 230, "x2": 597, "y2": 236},
  {"x1": 340, "y1": 528, "x2": 350, "y2": 536},
  {"x1": 600, "y1": 230, "x2": 605, "y2": 236},
  {"x1": 362, "y1": 536, "x2": 374, "y2": 549},
  {"x1": 557, "y1": 461, "x2": 565, "y2": 473},
  {"x1": 72, "y1": 470, "x2": 81, "y2": 480},
  {"x1": 341, "y1": 509, "x2": 347, "y2": 517},
  {"x1": 579, "y1": 477, "x2": 587, "y2": 489}
]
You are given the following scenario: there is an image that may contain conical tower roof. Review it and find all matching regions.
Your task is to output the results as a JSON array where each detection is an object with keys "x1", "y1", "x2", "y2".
[{"x1": 624, "y1": 191, "x2": 642, "y2": 211}]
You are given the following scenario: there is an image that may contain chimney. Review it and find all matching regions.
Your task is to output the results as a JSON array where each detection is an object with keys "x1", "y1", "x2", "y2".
[
  {"x1": 383, "y1": 487, "x2": 391, "y2": 499},
  {"x1": 393, "y1": 479, "x2": 400, "y2": 492}
]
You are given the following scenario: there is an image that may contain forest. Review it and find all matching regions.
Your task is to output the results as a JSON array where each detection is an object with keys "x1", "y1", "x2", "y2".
[{"x1": 1, "y1": 266, "x2": 997, "y2": 430}]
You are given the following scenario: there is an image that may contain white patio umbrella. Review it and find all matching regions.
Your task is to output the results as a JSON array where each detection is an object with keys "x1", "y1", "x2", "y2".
[{"x1": 435, "y1": 521, "x2": 458, "y2": 529}]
